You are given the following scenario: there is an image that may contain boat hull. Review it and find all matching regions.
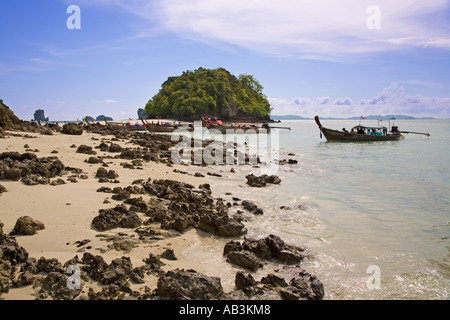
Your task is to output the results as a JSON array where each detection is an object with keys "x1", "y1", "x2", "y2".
[
  {"x1": 315, "y1": 116, "x2": 402, "y2": 142},
  {"x1": 320, "y1": 127, "x2": 402, "y2": 142},
  {"x1": 145, "y1": 123, "x2": 194, "y2": 133},
  {"x1": 205, "y1": 123, "x2": 270, "y2": 134}
]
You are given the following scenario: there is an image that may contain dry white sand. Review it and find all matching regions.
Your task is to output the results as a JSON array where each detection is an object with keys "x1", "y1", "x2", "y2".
[{"x1": 0, "y1": 130, "x2": 252, "y2": 299}]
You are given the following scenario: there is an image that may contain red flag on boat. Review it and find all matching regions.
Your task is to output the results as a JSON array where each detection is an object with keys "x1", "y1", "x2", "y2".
[{"x1": 361, "y1": 116, "x2": 367, "y2": 120}]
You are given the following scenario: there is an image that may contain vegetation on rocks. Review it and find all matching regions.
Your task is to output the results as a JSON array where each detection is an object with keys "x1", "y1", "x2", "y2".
[{"x1": 144, "y1": 68, "x2": 272, "y2": 121}]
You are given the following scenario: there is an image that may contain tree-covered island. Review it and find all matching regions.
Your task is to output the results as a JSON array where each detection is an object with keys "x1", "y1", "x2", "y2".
[{"x1": 144, "y1": 68, "x2": 272, "y2": 121}]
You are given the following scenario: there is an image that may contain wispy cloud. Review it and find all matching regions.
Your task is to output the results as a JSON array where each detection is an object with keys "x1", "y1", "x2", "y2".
[
  {"x1": 90, "y1": 99, "x2": 118, "y2": 104},
  {"x1": 142, "y1": 0, "x2": 450, "y2": 60},
  {"x1": 61, "y1": 0, "x2": 450, "y2": 61},
  {"x1": 269, "y1": 83, "x2": 450, "y2": 118}
]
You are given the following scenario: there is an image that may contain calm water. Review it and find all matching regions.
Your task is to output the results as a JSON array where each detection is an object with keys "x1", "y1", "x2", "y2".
[{"x1": 206, "y1": 119, "x2": 449, "y2": 299}]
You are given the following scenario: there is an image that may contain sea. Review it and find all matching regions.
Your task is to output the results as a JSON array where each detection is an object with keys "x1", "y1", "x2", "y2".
[{"x1": 195, "y1": 119, "x2": 449, "y2": 300}]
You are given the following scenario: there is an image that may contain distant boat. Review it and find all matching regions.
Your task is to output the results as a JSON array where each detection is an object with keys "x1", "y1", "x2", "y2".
[
  {"x1": 140, "y1": 119, "x2": 194, "y2": 133},
  {"x1": 202, "y1": 118, "x2": 271, "y2": 134},
  {"x1": 314, "y1": 116, "x2": 403, "y2": 142}
]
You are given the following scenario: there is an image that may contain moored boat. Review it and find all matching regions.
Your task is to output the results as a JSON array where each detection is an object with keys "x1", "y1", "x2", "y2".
[
  {"x1": 141, "y1": 119, "x2": 194, "y2": 133},
  {"x1": 314, "y1": 116, "x2": 403, "y2": 142},
  {"x1": 202, "y1": 118, "x2": 271, "y2": 134}
]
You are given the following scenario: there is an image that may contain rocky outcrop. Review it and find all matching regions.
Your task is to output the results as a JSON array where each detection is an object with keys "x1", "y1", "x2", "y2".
[
  {"x1": 0, "y1": 220, "x2": 30, "y2": 294},
  {"x1": 234, "y1": 267, "x2": 324, "y2": 300},
  {"x1": 241, "y1": 200, "x2": 264, "y2": 215},
  {"x1": 0, "y1": 152, "x2": 65, "y2": 185},
  {"x1": 10, "y1": 216, "x2": 45, "y2": 236},
  {"x1": 226, "y1": 250, "x2": 263, "y2": 271},
  {"x1": 157, "y1": 269, "x2": 225, "y2": 300},
  {"x1": 91, "y1": 205, "x2": 142, "y2": 231},
  {"x1": 95, "y1": 167, "x2": 119, "y2": 180},
  {"x1": 76, "y1": 145, "x2": 96, "y2": 155},
  {"x1": 62, "y1": 123, "x2": 83, "y2": 135},
  {"x1": 142, "y1": 179, "x2": 247, "y2": 238},
  {"x1": 246, "y1": 174, "x2": 281, "y2": 187},
  {"x1": 0, "y1": 100, "x2": 59, "y2": 134},
  {"x1": 224, "y1": 234, "x2": 306, "y2": 266},
  {"x1": 33, "y1": 109, "x2": 48, "y2": 122}
]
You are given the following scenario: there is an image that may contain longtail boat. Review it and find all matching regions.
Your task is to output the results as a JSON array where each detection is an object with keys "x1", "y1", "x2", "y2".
[
  {"x1": 314, "y1": 116, "x2": 403, "y2": 142},
  {"x1": 202, "y1": 118, "x2": 271, "y2": 134},
  {"x1": 140, "y1": 119, "x2": 194, "y2": 133}
]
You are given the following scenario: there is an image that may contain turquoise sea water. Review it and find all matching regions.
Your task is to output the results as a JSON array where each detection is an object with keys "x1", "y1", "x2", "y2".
[{"x1": 206, "y1": 119, "x2": 449, "y2": 299}]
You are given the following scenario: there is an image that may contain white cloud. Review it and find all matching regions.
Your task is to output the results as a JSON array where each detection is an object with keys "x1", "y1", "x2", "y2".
[
  {"x1": 84, "y1": 0, "x2": 450, "y2": 60},
  {"x1": 131, "y1": 0, "x2": 450, "y2": 60},
  {"x1": 269, "y1": 83, "x2": 450, "y2": 118},
  {"x1": 104, "y1": 99, "x2": 118, "y2": 104},
  {"x1": 334, "y1": 98, "x2": 353, "y2": 105},
  {"x1": 294, "y1": 98, "x2": 312, "y2": 105},
  {"x1": 317, "y1": 97, "x2": 330, "y2": 105}
]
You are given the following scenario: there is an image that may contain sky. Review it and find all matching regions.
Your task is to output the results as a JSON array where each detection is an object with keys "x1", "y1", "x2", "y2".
[{"x1": 1, "y1": 0, "x2": 450, "y2": 121}]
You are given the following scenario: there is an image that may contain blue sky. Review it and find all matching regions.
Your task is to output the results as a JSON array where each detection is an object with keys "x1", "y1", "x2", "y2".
[{"x1": 1, "y1": 0, "x2": 450, "y2": 120}]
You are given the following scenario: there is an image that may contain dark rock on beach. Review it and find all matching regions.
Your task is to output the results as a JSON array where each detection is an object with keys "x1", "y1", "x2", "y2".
[
  {"x1": 62, "y1": 123, "x2": 83, "y2": 135},
  {"x1": 95, "y1": 167, "x2": 119, "y2": 180},
  {"x1": 76, "y1": 145, "x2": 96, "y2": 155},
  {"x1": 225, "y1": 234, "x2": 306, "y2": 265},
  {"x1": 157, "y1": 269, "x2": 225, "y2": 300},
  {"x1": 241, "y1": 200, "x2": 264, "y2": 215},
  {"x1": 9, "y1": 216, "x2": 45, "y2": 236},
  {"x1": 91, "y1": 205, "x2": 142, "y2": 231},
  {"x1": 246, "y1": 174, "x2": 281, "y2": 187},
  {"x1": 234, "y1": 267, "x2": 324, "y2": 300},
  {"x1": 226, "y1": 250, "x2": 263, "y2": 271},
  {"x1": 0, "y1": 152, "x2": 65, "y2": 185}
]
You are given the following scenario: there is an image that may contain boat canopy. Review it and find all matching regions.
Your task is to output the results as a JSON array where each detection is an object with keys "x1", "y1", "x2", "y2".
[{"x1": 351, "y1": 125, "x2": 387, "y2": 130}]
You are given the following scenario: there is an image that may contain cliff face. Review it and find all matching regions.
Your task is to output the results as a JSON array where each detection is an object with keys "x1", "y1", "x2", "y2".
[
  {"x1": 0, "y1": 99, "x2": 22, "y2": 130},
  {"x1": 34, "y1": 109, "x2": 48, "y2": 122},
  {"x1": 0, "y1": 99, "x2": 59, "y2": 135}
]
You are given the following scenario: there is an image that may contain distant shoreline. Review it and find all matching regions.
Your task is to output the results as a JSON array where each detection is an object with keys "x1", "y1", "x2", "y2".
[{"x1": 270, "y1": 114, "x2": 438, "y2": 121}]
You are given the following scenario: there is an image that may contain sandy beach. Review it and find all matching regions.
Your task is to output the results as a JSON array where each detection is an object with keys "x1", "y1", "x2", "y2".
[{"x1": 0, "y1": 124, "x2": 323, "y2": 301}]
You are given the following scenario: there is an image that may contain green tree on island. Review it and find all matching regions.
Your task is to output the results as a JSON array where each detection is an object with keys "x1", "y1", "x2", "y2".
[{"x1": 144, "y1": 68, "x2": 272, "y2": 121}]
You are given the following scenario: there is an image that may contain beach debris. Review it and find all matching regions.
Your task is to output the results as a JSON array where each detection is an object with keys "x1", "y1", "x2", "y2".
[{"x1": 0, "y1": 184, "x2": 6, "y2": 194}]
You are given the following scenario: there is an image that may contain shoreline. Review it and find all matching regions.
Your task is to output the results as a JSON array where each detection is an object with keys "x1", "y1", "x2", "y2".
[{"x1": 0, "y1": 126, "x2": 324, "y2": 300}]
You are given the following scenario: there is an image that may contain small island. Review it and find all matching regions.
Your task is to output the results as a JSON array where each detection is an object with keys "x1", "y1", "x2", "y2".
[{"x1": 144, "y1": 67, "x2": 272, "y2": 122}]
